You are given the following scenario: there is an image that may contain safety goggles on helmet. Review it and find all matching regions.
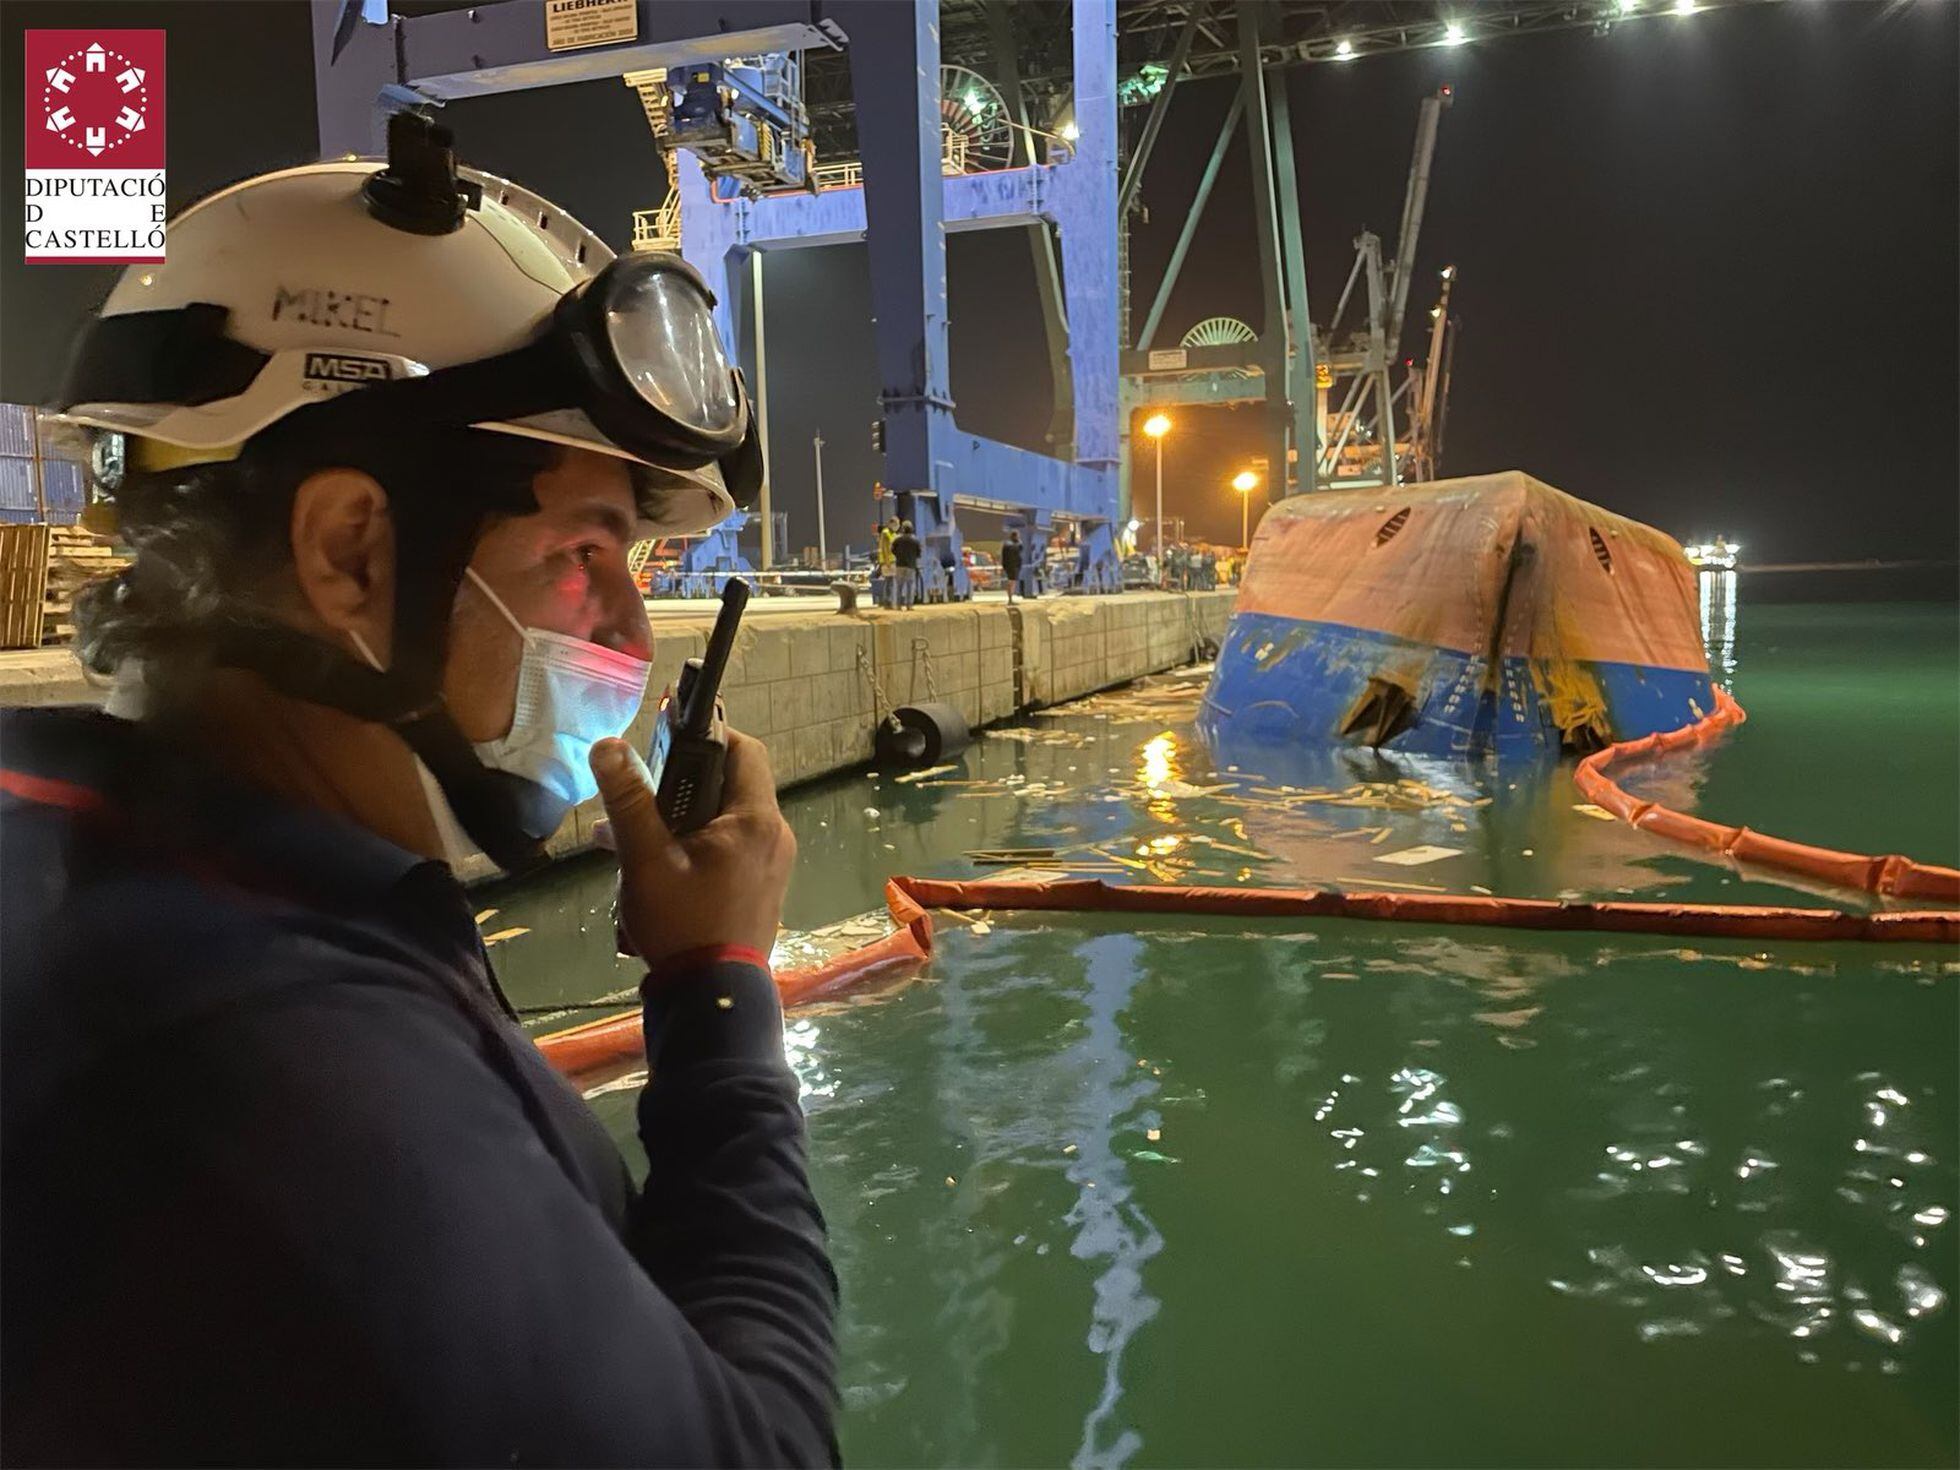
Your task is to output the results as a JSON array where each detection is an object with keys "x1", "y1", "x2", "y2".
[{"x1": 55, "y1": 249, "x2": 762, "y2": 505}]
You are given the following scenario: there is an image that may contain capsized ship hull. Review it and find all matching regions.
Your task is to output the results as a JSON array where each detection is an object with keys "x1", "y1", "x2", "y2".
[{"x1": 1200, "y1": 472, "x2": 1714, "y2": 759}]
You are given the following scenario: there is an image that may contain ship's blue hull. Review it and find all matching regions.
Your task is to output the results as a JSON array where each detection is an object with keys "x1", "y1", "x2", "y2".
[{"x1": 1198, "y1": 610, "x2": 1715, "y2": 759}]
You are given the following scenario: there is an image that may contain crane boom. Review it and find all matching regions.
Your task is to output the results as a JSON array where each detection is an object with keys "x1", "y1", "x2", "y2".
[{"x1": 1385, "y1": 85, "x2": 1452, "y2": 358}]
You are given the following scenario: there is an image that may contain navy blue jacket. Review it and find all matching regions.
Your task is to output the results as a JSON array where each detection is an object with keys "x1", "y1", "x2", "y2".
[{"x1": 0, "y1": 708, "x2": 837, "y2": 1466}]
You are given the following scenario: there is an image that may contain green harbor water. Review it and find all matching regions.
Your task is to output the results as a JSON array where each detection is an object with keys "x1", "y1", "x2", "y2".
[{"x1": 485, "y1": 591, "x2": 1958, "y2": 1468}]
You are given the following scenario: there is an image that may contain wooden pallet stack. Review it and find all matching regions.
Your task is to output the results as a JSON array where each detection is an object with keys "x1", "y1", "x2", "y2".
[
  {"x1": 0, "y1": 524, "x2": 131, "y2": 648},
  {"x1": 41, "y1": 525, "x2": 129, "y2": 644},
  {"x1": 0, "y1": 525, "x2": 49, "y2": 649}
]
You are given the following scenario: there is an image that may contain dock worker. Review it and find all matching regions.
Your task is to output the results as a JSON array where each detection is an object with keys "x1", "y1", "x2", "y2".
[
  {"x1": 0, "y1": 116, "x2": 837, "y2": 1466},
  {"x1": 891, "y1": 519, "x2": 922, "y2": 610},
  {"x1": 1001, "y1": 528, "x2": 1024, "y2": 603},
  {"x1": 876, "y1": 512, "x2": 898, "y2": 603}
]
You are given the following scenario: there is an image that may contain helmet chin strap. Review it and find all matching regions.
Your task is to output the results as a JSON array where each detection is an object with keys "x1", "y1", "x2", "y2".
[{"x1": 209, "y1": 620, "x2": 557, "y2": 876}]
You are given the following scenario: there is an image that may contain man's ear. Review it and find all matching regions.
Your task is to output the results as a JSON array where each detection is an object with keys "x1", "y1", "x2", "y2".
[{"x1": 290, "y1": 468, "x2": 395, "y2": 653}]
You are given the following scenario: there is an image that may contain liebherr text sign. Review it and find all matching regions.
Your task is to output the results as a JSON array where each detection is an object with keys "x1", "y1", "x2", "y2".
[
  {"x1": 544, "y1": 0, "x2": 638, "y2": 52},
  {"x1": 24, "y1": 30, "x2": 166, "y2": 263}
]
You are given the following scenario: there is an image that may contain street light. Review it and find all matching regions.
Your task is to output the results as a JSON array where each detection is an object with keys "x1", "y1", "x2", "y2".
[
  {"x1": 1142, "y1": 413, "x2": 1172, "y2": 568},
  {"x1": 812, "y1": 429, "x2": 827, "y2": 566},
  {"x1": 1232, "y1": 469, "x2": 1260, "y2": 551}
]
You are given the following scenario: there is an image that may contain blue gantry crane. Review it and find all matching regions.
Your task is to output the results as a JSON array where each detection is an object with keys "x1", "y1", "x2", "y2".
[{"x1": 313, "y1": 0, "x2": 1124, "y2": 604}]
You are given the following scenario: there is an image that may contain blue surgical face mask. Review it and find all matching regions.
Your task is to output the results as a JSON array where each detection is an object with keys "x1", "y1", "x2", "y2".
[{"x1": 463, "y1": 567, "x2": 653, "y2": 808}]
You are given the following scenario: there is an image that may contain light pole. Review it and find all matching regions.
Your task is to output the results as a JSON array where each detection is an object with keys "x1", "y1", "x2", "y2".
[
  {"x1": 812, "y1": 429, "x2": 827, "y2": 567},
  {"x1": 1142, "y1": 413, "x2": 1171, "y2": 571},
  {"x1": 1232, "y1": 469, "x2": 1260, "y2": 551}
]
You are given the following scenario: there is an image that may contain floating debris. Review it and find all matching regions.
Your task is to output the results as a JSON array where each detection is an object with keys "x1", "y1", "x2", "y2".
[
  {"x1": 987, "y1": 726, "x2": 1094, "y2": 747},
  {"x1": 1150, "y1": 778, "x2": 1233, "y2": 799},
  {"x1": 1187, "y1": 834, "x2": 1267, "y2": 860},
  {"x1": 1376, "y1": 844, "x2": 1464, "y2": 867},
  {"x1": 482, "y1": 926, "x2": 531, "y2": 946},
  {"x1": 1573, "y1": 803, "x2": 1618, "y2": 821},
  {"x1": 474, "y1": 908, "x2": 499, "y2": 925},
  {"x1": 894, "y1": 764, "x2": 959, "y2": 784}
]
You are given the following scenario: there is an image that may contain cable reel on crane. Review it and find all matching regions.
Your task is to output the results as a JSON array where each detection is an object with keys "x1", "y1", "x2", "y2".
[
  {"x1": 1179, "y1": 316, "x2": 1259, "y2": 379},
  {"x1": 938, "y1": 65, "x2": 1015, "y2": 173}
]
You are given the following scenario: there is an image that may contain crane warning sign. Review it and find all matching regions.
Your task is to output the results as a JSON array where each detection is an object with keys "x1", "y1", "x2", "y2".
[{"x1": 545, "y1": 0, "x2": 638, "y2": 52}]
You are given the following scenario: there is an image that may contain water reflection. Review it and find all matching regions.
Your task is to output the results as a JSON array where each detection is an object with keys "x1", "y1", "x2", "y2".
[
  {"x1": 1064, "y1": 933, "x2": 1162, "y2": 1470},
  {"x1": 1699, "y1": 569, "x2": 1739, "y2": 679},
  {"x1": 1205, "y1": 723, "x2": 1714, "y2": 901}
]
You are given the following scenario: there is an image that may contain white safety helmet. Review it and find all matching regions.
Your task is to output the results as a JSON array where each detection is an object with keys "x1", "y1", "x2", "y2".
[
  {"x1": 50, "y1": 114, "x2": 759, "y2": 538},
  {"x1": 49, "y1": 114, "x2": 766, "y2": 875}
]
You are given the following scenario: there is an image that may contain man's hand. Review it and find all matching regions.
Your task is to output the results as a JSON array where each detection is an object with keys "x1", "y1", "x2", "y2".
[{"x1": 591, "y1": 730, "x2": 796, "y2": 969}]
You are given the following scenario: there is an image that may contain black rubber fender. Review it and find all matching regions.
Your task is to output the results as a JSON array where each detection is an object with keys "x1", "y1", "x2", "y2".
[{"x1": 874, "y1": 701, "x2": 971, "y2": 767}]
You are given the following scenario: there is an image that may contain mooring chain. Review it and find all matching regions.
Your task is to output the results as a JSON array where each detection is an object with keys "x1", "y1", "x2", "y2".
[
  {"x1": 854, "y1": 645, "x2": 905, "y2": 733},
  {"x1": 909, "y1": 636, "x2": 940, "y2": 702}
]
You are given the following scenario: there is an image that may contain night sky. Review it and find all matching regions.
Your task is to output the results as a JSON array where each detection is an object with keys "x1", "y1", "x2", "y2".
[{"x1": 2, "y1": 0, "x2": 1953, "y2": 561}]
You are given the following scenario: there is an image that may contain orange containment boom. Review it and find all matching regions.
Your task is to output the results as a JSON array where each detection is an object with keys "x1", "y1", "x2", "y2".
[
  {"x1": 535, "y1": 871, "x2": 1956, "y2": 1082},
  {"x1": 1574, "y1": 687, "x2": 1960, "y2": 904},
  {"x1": 536, "y1": 895, "x2": 936, "y2": 1080}
]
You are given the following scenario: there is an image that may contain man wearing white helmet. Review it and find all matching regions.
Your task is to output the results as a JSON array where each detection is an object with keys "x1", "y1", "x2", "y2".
[{"x1": 1, "y1": 115, "x2": 836, "y2": 1464}]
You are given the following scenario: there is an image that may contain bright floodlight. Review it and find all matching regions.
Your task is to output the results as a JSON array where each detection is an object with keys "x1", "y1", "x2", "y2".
[
  {"x1": 1059, "y1": 120, "x2": 1080, "y2": 141},
  {"x1": 1334, "y1": 38, "x2": 1355, "y2": 59},
  {"x1": 1441, "y1": 264, "x2": 1456, "y2": 281},
  {"x1": 1618, "y1": 0, "x2": 1640, "y2": 12},
  {"x1": 1143, "y1": 413, "x2": 1172, "y2": 439},
  {"x1": 1232, "y1": 470, "x2": 1259, "y2": 493},
  {"x1": 1673, "y1": 0, "x2": 1696, "y2": 12},
  {"x1": 965, "y1": 90, "x2": 984, "y2": 113},
  {"x1": 1443, "y1": 21, "x2": 1468, "y2": 45}
]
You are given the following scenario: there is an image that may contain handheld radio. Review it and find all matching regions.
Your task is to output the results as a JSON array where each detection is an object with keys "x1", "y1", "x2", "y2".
[
  {"x1": 616, "y1": 577, "x2": 749, "y2": 959},
  {"x1": 652, "y1": 576, "x2": 749, "y2": 834}
]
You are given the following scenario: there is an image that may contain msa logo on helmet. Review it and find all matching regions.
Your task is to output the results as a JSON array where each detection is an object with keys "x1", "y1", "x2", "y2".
[{"x1": 302, "y1": 352, "x2": 392, "y2": 388}]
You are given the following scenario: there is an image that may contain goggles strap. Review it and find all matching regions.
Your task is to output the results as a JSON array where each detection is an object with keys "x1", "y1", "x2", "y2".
[{"x1": 294, "y1": 333, "x2": 572, "y2": 434}]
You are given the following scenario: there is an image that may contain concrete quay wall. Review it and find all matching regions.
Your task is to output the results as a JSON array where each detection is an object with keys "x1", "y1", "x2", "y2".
[{"x1": 0, "y1": 590, "x2": 1237, "y2": 868}]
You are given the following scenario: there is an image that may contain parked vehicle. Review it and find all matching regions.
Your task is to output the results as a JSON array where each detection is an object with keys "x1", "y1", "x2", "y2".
[{"x1": 962, "y1": 545, "x2": 1001, "y2": 591}]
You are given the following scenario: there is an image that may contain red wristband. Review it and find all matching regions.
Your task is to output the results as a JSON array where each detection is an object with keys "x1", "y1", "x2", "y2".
[{"x1": 644, "y1": 944, "x2": 773, "y2": 987}]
